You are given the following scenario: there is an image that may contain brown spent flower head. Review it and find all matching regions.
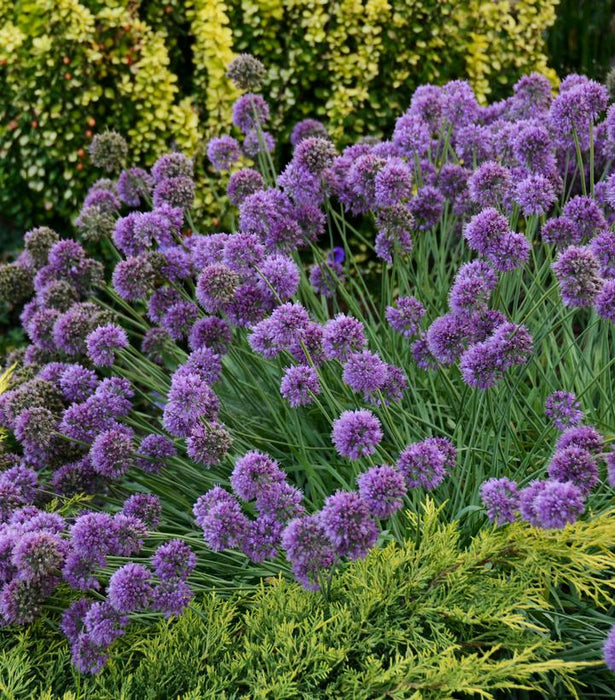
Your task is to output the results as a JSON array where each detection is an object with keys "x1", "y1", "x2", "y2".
[
  {"x1": 89, "y1": 131, "x2": 128, "y2": 173},
  {"x1": 227, "y1": 54, "x2": 266, "y2": 91}
]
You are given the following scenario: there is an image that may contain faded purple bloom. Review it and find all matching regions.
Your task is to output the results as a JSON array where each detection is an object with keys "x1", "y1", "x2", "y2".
[
  {"x1": 590, "y1": 231, "x2": 615, "y2": 278},
  {"x1": 545, "y1": 391, "x2": 583, "y2": 431},
  {"x1": 89, "y1": 426, "x2": 134, "y2": 479},
  {"x1": 189, "y1": 316, "x2": 232, "y2": 355},
  {"x1": 232, "y1": 94, "x2": 270, "y2": 133},
  {"x1": 480, "y1": 477, "x2": 519, "y2": 525},
  {"x1": 186, "y1": 421, "x2": 232, "y2": 467},
  {"x1": 449, "y1": 261, "x2": 498, "y2": 313},
  {"x1": 357, "y1": 466, "x2": 406, "y2": 519},
  {"x1": 196, "y1": 264, "x2": 239, "y2": 313},
  {"x1": 385, "y1": 296, "x2": 425, "y2": 337},
  {"x1": 319, "y1": 491, "x2": 378, "y2": 560},
  {"x1": 281, "y1": 515, "x2": 336, "y2": 591},
  {"x1": 331, "y1": 409, "x2": 383, "y2": 460},
  {"x1": 12, "y1": 530, "x2": 65, "y2": 581},
  {"x1": 161, "y1": 301, "x2": 200, "y2": 342},
  {"x1": 141, "y1": 327, "x2": 172, "y2": 364},
  {"x1": 108, "y1": 563, "x2": 152, "y2": 613},
  {"x1": 552, "y1": 245, "x2": 602, "y2": 307},
  {"x1": 117, "y1": 167, "x2": 153, "y2": 207},
  {"x1": 207, "y1": 136, "x2": 241, "y2": 171},
  {"x1": 153, "y1": 176, "x2": 195, "y2": 210},
  {"x1": 227, "y1": 169, "x2": 264, "y2": 206},
  {"x1": 280, "y1": 365, "x2": 320, "y2": 407},
  {"x1": 151, "y1": 152, "x2": 193, "y2": 184},
  {"x1": 294, "y1": 137, "x2": 336, "y2": 175}
]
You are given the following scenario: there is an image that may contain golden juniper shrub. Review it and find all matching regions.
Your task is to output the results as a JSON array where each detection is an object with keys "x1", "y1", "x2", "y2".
[{"x1": 1, "y1": 500, "x2": 611, "y2": 698}]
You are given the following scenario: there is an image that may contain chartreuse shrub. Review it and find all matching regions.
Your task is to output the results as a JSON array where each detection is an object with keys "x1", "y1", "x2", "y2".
[
  {"x1": 0, "y1": 501, "x2": 613, "y2": 698},
  {"x1": 0, "y1": 0, "x2": 558, "y2": 233}
]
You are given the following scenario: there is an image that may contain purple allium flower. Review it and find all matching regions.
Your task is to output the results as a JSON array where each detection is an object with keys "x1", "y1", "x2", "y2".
[
  {"x1": 294, "y1": 137, "x2": 336, "y2": 175},
  {"x1": 408, "y1": 185, "x2": 444, "y2": 230},
  {"x1": 463, "y1": 208, "x2": 510, "y2": 257},
  {"x1": 480, "y1": 477, "x2": 519, "y2": 525},
  {"x1": 231, "y1": 451, "x2": 285, "y2": 501},
  {"x1": 545, "y1": 391, "x2": 583, "y2": 431},
  {"x1": 62, "y1": 552, "x2": 102, "y2": 591},
  {"x1": 347, "y1": 153, "x2": 386, "y2": 210},
  {"x1": 227, "y1": 282, "x2": 273, "y2": 328},
  {"x1": 547, "y1": 446, "x2": 598, "y2": 496},
  {"x1": 289, "y1": 321, "x2": 325, "y2": 366},
  {"x1": 486, "y1": 232, "x2": 531, "y2": 272},
  {"x1": 280, "y1": 365, "x2": 320, "y2": 407},
  {"x1": 141, "y1": 327, "x2": 172, "y2": 365},
  {"x1": 411, "y1": 334, "x2": 439, "y2": 371},
  {"x1": 196, "y1": 264, "x2": 239, "y2": 313},
  {"x1": 108, "y1": 563, "x2": 152, "y2": 613},
  {"x1": 151, "y1": 540, "x2": 196, "y2": 581},
  {"x1": 532, "y1": 480, "x2": 585, "y2": 529},
  {"x1": 186, "y1": 421, "x2": 232, "y2": 467},
  {"x1": 38, "y1": 279, "x2": 78, "y2": 311},
  {"x1": 510, "y1": 73, "x2": 553, "y2": 117},
  {"x1": 255, "y1": 481, "x2": 304, "y2": 522},
  {"x1": 309, "y1": 261, "x2": 345, "y2": 298},
  {"x1": 248, "y1": 318, "x2": 281, "y2": 359},
  {"x1": 188, "y1": 316, "x2": 232, "y2": 355},
  {"x1": 161, "y1": 301, "x2": 200, "y2": 342},
  {"x1": 122, "y1": 493, "x2": 162, "y2": 529},
  {"x1": 243, "y1": 128, "x2": 275, "y2": 158},
  {"x1": 113, "y1": 212, "x2": 150, "y2": 256},
  {"x1": 242, "y1": 516, "x2": 283, "y2": 563},
  {"x1": 207, "y1": 136, "x2": 242, "y2": 171},
  {"x1": 322, "y1": 314, "x2": 367, "y2": 361},
  {"x1": 552, "y1": 245, "x2": 602, "y2": 307},
  {"x1": 117, "y1": 167, "x2": 153, "y2": 207},
  {"x1": 2, "y1": 465, "x2": 37, "y2": 503},
  {"x1": 441, "y1": 79, "x2": 480, "y2": 125},
  {"x1": 0, "y1": 578, "x2": 45, "y2": 625},
  {"x1": 151, "y1": 152, "x2": 193, "y2": 184},
  {"x1": 189, "y1": 233, "x2": 229, "y2": 267},
  {"x1": 147, "y1": 287, "x2": 183, "y2": 324},
  {"x1": 53, "y1": 303, "x2": 108, "y2": 356},
  {"x1": 232, "y1": 94, "x2": 270, "y2": 133},
  {"x1": 14, "y1": 407, "x2": 56, "y2": 449},
  {"x1": 26, "y1": 308, "x2": 60, "y2": 350},
  {"x1": 604, "y1": 624, "x2": 615, "y2": 672},
  {"x1": 86, "y1": 324, "x2": 128, "y2": 367},
  {"x1": 331, "y1": 409, "x2": 383, "y2": 460},
  {"x1": 151, "y1": 579, "x2": 194, "y2": 618},
  {"x1": 227, "y1": 168, "x2": 264, "y2": 206},
  {"x1": 89, "y1": 130, "x2": 127, "y2": 172},
  {"x1": 426, "y1": 313, "x2": 473, "y2": 365},
  {"x1": 51, "y1": 457, "x2": 100, "y2": 498},
  {"x1": 373, "y1": 158, "x2": 413, "y2": 208},
  {"x1": 513, "y1": 174, "x2": 557, "y2": 216},
  {"x1": 23, "y1": 226, "x2": 59, "y2": 268},
  {"x1": 595, "y1": 279, "x2": 615, "y2": 323},
  {"x1": 266, "y1": 302, "x2": 310, "y2": 348},
  {"x1": 342, "y1": 350, "x2": 388, "y2": 394},
  {"x1": 396, "y1": 440, "x2": 447, "y2": 490},
  {"x1": 70, "y1": 632, "x2": 108, "y2": 675},
  {"x1": 357, "y1": 465, "x2": 406, "y2": 519},
  {"x1": 455, "y1": 123, "x2": 494, "y2": 163},
  {"x1": 281, "y1": 515, "x2": 336, "y2": 591},
  {"x1": 199, "y1": 497, "x2": 249, "y2": 552},
  {"x1": 12, "y1": 530, "x2": 65, "y2": 581},
  {"x1": 563, "y1": 196, "x2": 608, "y2": 240},
  {"x1": 223, "y1": 233, "x2": 265, "y2": 274},
  {"x1": 112, "y1": 255, "x2": 155, "y2": 301},
  {"x1": 58, "y1": 364, "x2": 98, "y2": 403},
  {"x1": 111, "y1": 514, "x2": 147, "y2": 557},
  {"x1": 319, "y1": 491, "x2": 378, "y2": 560},
  {"x1": 591, "y1": 231, "x2": 615, "y2": 278},
  {"x1": 61, "y1": 598, "x2": 93, "y2": 643},
  {"x1": 512, "y1": 125, "x2": 553, "y2": 172},
  {"x1": 137, "y1": 209, "x2": 178, "y2": 249},
  {"x1": 176, "y1": 347, "x2": 222, "y2": 385},
  {"x1": 163, "y1": 380, "x2": 218, "y2": 438},
  {"x1": 0, "y1": 481, "x2": 23, "y2": 522},
  {"x1": 192, "y1": 487, "x2": 236, "y2": 527},
  {"x1": 374, "y1": 224, "x2": 413, "y2": 263},
  {"x1": 449, "y1": 260, "x2": 498, "y2": 313},
  {"x1": 153, "y1": 176, "x2": 195, "y2": 210},
  {"x1": 159, "y1": 246, "x2": 193, "y2": 282},
  {"x1": 84, "y1": 601, "x2": 128, "y2": 648},
  {"x1": 541, "y1": 217, "x2": 580, "y2": 247},
  {"x1": 90, "y1": 426, "x2": 134, "y2": 479},
  {"x1": 392, "y1": 113, "x2": 431, "y2": 160},
  {"x1": 555, "y1": 425, "x2": 603, "y2": 455},
  {"x1": 549, "y1": 88, "x2": 591, "y2": 144},
  {"x1": 438, "y1": 163, "x2": 470, "y2": 205},
  {"x1": 518, "y1": 480, "x2": 548, "y2": 526},
  {"x1": 95, "y1": 377, "x2": 133, "y2": 416},
  {"x1": 290, "y1": 119, "x2": 328, "y2": 147},
  {"x1": 227, "y1": 53, "x2": 266, "y2": 90},
  {"x1": 385, "y1": 297, "x2": 425, "y2": 337},
  {"x1": 256, "y1": 254, "x2": 300, "y2": 302},
  {"x1": 69, "y1": 512, "x2": 118, "y2": 562}
]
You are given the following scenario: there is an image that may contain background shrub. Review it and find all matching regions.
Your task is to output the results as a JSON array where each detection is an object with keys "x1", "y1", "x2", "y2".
[{"x1": 0, "y1": 0, "x2": 558, "y2": 237}]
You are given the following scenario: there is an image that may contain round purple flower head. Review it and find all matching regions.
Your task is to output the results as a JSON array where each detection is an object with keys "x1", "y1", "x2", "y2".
[
  {"x1": 136, "y1": 434, "x2": 177, "y2": 474},
  {"x1": 59, "y1": 364, "x2": 99, "y2": 403},
  {"x1": 290, "y1": 119, "x2": 329, "y2": 147},
  {"x1": 151, "y1": 152, "x2": 193, "y2": 183},
  {"x1": 255, "y1": 481, "x2": 304, "y2": 523},
  {"x1": 374, "y1": 158, "x2": 413, "y2": 208},
  {"x1": 227, "y1": 168, "x2": 264, "y2": 206},
  {"x1": 186, "y1": 421, "x2": 232, "y2": 467},
  {"x1": 108, "y1": 563, "x2": 153, "y2": 613},
  {"x1": 449, "y1": 260, "x2": 498, "y2": 313},
  {"x1": 396, "y1": 440, "x2": 447, "y2": 491},
  {"x1": 117, "y1": 167, "x2": 153, "y2": 207},
  {"x1": 112, "y1": 256, "x2": 155, "y2": 301},
  {"x1": 12, "y1": 530, "x2": 66, "y2": 581},
  {"x1": 555, "y1": 425, "x2": 603, "y2": 455},
  {"x1": 480, "y1": 477, "x2": 519, "y2": 525},
  {"x1": 552, "y1": 246, "x2": 602, "y2": 307},
  {"x1": 207, "y1": 136, "x2": 241, "y2": 171},
  {"x1": 357, "y1": 465, "x2": 406, "y2": 519},
  {"x1": 281, "y1": 515, "x2": 336, "y2": 591},
  {"x1": 331, "y1": 409, "x2": 383, "y2": 460},
  {"x1": 243, "y1": 128, "x2": 275, "y2": 158},
  {"x1": 267, "y1": 302, "x2": 311, "y2": 348},
  {"x1": 541, "y1": 217, "x2": 580, "y2": 247},
  {"x1": 513, "y1": 174, "x2": 556, "y2": 216},
  {"x1": 90, "y1": 426, "x2": 134, "y2": 479},
  {"x1": 294, "y1": 137, "x2": 336, "y2": 176},
  {"x1": 463, "y1": 208, "x2": 510, "y2": 257},
  {"x1": 595, "y1": 279, "x2": 615, "y2": 323},
  {"x1": 161, "y1": 301, "x2": 200, "y2": 342},
  {"x1": 323, "y1": 314, "x2": 367, "y2": 361},
  {"x1": 196, "y1": 264, "x2": 239, "y2": 313},
  {"x1": 232, "y1": 94, "x2": 270, "y2": 133},
  {"x1": 197, "y1": 495, "x2": 249, "y2": 552},
  {"x1": 86, "y1": 324, "x2": 128, "y2": 367},
  {"x1": 544, "y1": 391, "x2": 583, "y2": 431},
  {"x1": 153, "y1": 176, "x2": 195, "y2": 210},
  {"x1": 563, "y1": 196, "x2": 608, "y2": 240},
  {"x1": 309, "y1": 260, "x2": 345, "y2": 298},
  {"x1": 280, "y1": 365, "x2": 320, "y2": 407},
  {"x1": 532, "y1": 480, "x2": 585, "y2": 529},
  {"x1": 122, "y1": 493, "x2": 162, "y2": 529},
  {"x1": 189, "y1": 316, "x2": 232, "y2": 355},
  {"x1": 590, "y1": 231, "x2": 615, "y2": 278},
  {"x1": 426, "y1": 313, "x2": 473, "y2": 365},
  {"x1": 547, "y1": 446, "x2": 598, "y2": 496},
  {"x1": 151, "y1": 540, "x2": 196, "y2": 581},
  {"x1": 408, "y1": 186, "x2": 443, "y2": 230},
  {"x1": 257, "y1": 254, "x2": 300, "y2": 302},
  {"x1": 319, "y1": 491, "x2": 378, "y2": 560},
  {"x1": 385, "y1": 296, "x2": 425, "y2": 337},
  {"x1": 342, "y1": 350, "x2": 388, "y2": 395},
  {"x1": 231, "y1": 451, "x2": 285, "y2": 501},
  {"x1": 84, "y1": 601, "x2": 128, "y2": 648}
]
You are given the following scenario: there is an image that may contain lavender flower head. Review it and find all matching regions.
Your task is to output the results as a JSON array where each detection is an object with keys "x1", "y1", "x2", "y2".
[
  {"x1": 319, "y1": 491, "x2": 378, "y2": 560},
  {"x1": 385, "y1": 296, "x2": 425, "y2": 337},
  {"x1": 480, "y1": 477, "x2": 519, "y2": 525},
  {"x1": 532, "y1": 480, "x2": 585, "y2": 529},
  {"x1": 595, "y1": 279, "x2": 615, "y2": 323},
  {"x1": 357, "y1": 465, "x2": 406, "y2": 519},
  {"x1": 89, "y1": 426, "x2": 134, "y2": 479},
  {"x1": 449, "y1": 261, "x2": 498, "y2": 313},
  {"x1": 280, "y1": 365, "x2": 320, "y2": 407},
  {"x1": 322, "y1": 314, "x2": 367, "y2": 361},
  {"x1": 151, "y1": 540, "x2": 196, "y2": 581},
  {"x1": 186, "y1": 421, "x2": 232, "y2": 467},
  {"x1": 396, "y1": 440, "x2": 447, "y2": 491},
  {"x1": 86, "y1": 324, "x2": 128, "y2": 367},
  {"x1": 331, "y1": 409, "x2": 383, "y2": 460},
  {"x1": 545, "y1": 391, "x2": 583, "y2": 431},
  {"x1": 122, "y1": 493, "x2": 162, "y2": 529},
  {"x1": 281, "y1": 515, "x2": 336, "y2": 591},
  {"x1": 546, "y1": 446, "x2": 598, "y2": 496},
  {"x1": 207, "y1": 136, "x2": 242, "y2": 171},
  {"x1": 107, "y1": 563, "x2": 152, "y2": 613},
  {"x1": 232, "y1": 94, "x2": 270, "y2": 133},
  {"x1": 513, "y1": 174, "x2": 557, "y2": 216},
  {"x1": 227, "y1": 169, "x2": 264, "y2": 206},
  {"x1": 231, "y1": 451, "x2": 285, "y2": 501},
  {"x1": 552, "y1": 245, "x2": 602, "y2": 307},
  {"x1": 342, "y1": 350, "x2": 388, "y2": 394}
]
